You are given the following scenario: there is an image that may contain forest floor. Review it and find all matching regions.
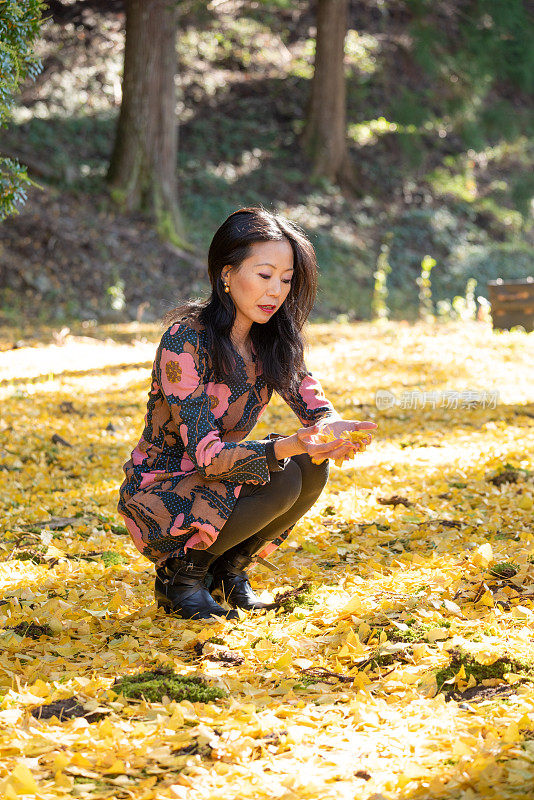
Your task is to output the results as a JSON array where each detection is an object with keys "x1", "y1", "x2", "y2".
[
  {"x1": 0, "y1": 0, "x2": 532, "y2": 325},
  {"x1": 1, "y1": 319, "x2": 534, "y2": 799}
]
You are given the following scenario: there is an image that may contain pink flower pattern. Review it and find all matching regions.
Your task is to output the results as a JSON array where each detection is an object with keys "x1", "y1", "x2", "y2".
[
  {"x1": 132, "y1": 438, "x2": 148, "y2": 466},
  {"x1": 159, "y1": 349, "x2": 200, "y2": 400},
  {"x1": 184, "y1": 522, "x2": 219, "y2": 551},
  {"x1": 195, "y1": 431, "x2": 225, "y2": 468},
  {"x1": 169, "y1": 513, "x2": 185, "y2": 536},
  {"x1": 298, "y1": 374, "x2": 329, "y2": 410},
  {"x1": 122, "y1": 516, "x2": 144, "y2": 553},
  {"x1": 180, "y1": 453, "x2": 194, "y2": 472},
  {"x1": 205, "y1": 382, "x2": 231, "y2": 419}
]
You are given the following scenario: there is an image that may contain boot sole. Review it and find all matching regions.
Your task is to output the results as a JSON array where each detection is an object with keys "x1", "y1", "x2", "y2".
[
  {"x1": 211, "y1": 587, "x2": 274, "y2": 612},
  {"x1": 211, "y1": 579, "x2": 275, "y2": 611},
  {"x1": 156, "y1": 598, "x2": 238, "y2": 621}
]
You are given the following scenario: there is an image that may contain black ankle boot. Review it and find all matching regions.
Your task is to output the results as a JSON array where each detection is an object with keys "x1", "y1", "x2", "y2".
[
  {"x1": 155, "y1": 548, "x2": 239, "y2": 621},
  {"x1": 209, "y1": 535, "x2": 279, "y2": 611}
]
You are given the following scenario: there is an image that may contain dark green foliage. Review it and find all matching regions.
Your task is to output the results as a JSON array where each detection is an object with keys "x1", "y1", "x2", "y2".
[
  {"x1": 1, "y1": 2, "x2": 532, "y2": 324},
  {"x1": 0, "y1": 1, "x2": 44, "y2": 113},
  {"x1": 0, "y1": 0, "x2": 45, "y2": 219},
  {"x1": 112, "y1": 668, "x2": 226, "y2": 703},
  {"x1": 510, "y1": 173, "x2": 534, "y2": 218},
  {"x1": 0, "y1": 156, "x2": 33, "y2": 219},
  {"x1": 409, "y1": 0, "x2": 534, "y2": 94},
  {"x1": 434, "y1": 243, "x2": 533, "y2": 300},
  {"x1": 387, "y1": 205, "x2": 533, "y2": 314}
]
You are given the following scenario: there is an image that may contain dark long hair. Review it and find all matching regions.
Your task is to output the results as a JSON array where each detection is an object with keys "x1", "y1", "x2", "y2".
[{"x1": 162, "y1": 205, "x2": 319, "y2": 395}]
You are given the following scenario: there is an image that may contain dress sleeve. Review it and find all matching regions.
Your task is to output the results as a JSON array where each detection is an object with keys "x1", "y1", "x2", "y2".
[
  {"x1": 278, "y1": 369, "x2": 341, "y2": 427},
  {"x1": 155, "y1": 323, "x2": 274, "y2": 484},
  {"x1": 264, "y1": 433, "x2": 290, "y2": 472}
]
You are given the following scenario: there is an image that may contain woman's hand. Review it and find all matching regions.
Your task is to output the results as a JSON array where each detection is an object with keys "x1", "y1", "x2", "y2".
[
  {"x1": 296, "y1": 418, "x2": 377, "y2": 465},
  {"x1": 319, "y1": 419, "x2": 377, "y2": 465},
  {"x1": 316, "y1": 418, "x2": 377, "y2": 445},
  {"x1": 295, "y1": 422, "x2": 352, "y2": 463}
]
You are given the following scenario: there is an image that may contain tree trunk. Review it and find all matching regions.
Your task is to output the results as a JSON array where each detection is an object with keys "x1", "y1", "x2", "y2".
[
  {"x1": 301, "y1": 0, "x2": 353, "y2": 186},
  {"x1": 107, "y1": 0, "x2": 190, "y2": 248}
]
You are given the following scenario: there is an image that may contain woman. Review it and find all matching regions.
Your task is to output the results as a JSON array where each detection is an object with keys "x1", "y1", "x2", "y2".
[{"x1": 118, "y1": 206, "x2": 377, "y2": 621}]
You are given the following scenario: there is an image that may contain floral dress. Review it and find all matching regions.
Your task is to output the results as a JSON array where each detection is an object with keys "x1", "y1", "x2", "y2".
[{"x1": 117, "y1": 320, "x2": 338, "y2": 566}]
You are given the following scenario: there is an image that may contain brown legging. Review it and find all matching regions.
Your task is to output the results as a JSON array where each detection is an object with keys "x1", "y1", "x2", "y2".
[{"x1": 204, "y1": 454, "x2": 330, "y2": 556}]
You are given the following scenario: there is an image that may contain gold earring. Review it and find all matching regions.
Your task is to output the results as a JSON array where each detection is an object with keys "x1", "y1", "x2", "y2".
[{"x1": 224, "y1": 281, "x2": 230, "y2": 293}]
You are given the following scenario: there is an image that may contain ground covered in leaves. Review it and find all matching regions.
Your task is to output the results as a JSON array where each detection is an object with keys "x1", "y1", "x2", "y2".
[{"x1": 1, "y1": 319, "x2": 533, "y2": 799}]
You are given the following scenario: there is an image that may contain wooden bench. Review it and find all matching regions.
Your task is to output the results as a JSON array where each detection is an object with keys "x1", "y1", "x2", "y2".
[{"x1": 487, "y1": 278, "x2": 534, "y2": 332}]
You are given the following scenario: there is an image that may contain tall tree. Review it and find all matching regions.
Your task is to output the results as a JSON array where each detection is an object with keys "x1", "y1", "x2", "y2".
[
  {"x1": 107, "y1": 0, "x2": 190, "y2": 248},
  {"x1": 301, "y1": 0, "x2": 354, "y2": 187},
  {"x1": 0, "y1": 0, "x2": 44, "y2": 220}
]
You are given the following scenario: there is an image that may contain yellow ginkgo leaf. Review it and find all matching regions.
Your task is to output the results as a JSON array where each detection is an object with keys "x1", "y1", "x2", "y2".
[{"x1": 10, "y1": 764, "x2": 38, "y2": 794}]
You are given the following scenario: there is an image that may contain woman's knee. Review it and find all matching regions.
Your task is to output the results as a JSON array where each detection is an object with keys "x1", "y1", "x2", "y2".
[{"x1": 292, "y1": 452, "x2": 329, "y2": 497}]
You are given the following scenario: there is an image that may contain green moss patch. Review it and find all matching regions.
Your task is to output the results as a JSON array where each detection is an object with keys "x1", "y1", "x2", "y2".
[
  {"x1": 272, "y1": 582, "x2": 317, "y2": 613},
  {"x1": 100, "y1": 551, "x2": 127, "y2": 567},
  {"x1": 293, "y1": 676, "x2": 325, "y2": 691},
  {"x1": 10, "y1": 622, "x2": 53, "y2": 639},
  {"x1": 13, "y1": 547, "x2": 47, "y2": 565},
  {"x1": 387, "y1": 619, "x2": 451, "y2": 644},
  {"x1": 364, "y1": 643, "x2": 413, "y2": 671},
  {"x1": 75, "y1": 550, "x2": 128, "y2": 567},
  {"x1": 489, "y1": 561, "x2": 519, "y2": 579},
  {"x1": 436, "y1": 647, "x2": 533, "y2": 695},
  {"x1": 111, "y1": 668, "x2": 226, "y2": 703},
  {"x1": 487, "y1": 463, "x2": 531, "y2": 487}
]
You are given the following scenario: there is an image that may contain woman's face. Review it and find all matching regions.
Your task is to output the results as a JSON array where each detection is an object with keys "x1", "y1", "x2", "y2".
[{"x1": 222, "y1": 238, "x2": 294, "y2": 333}]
